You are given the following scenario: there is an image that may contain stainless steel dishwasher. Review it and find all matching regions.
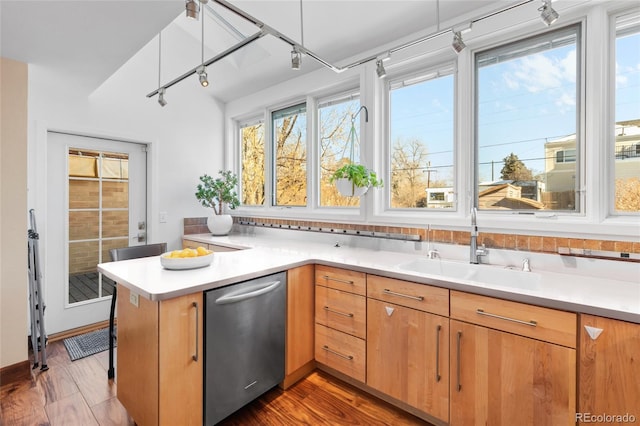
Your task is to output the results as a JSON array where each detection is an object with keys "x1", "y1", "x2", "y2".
[{"x1": 204, "y1": 272, "x2": 286, "y2": 425}]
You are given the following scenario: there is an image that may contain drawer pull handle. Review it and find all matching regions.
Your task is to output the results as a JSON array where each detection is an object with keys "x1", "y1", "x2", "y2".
[
  {"x1": 456, "y1": 331, "x2": 462, "y2": 392},
  {"x1": 383, "y1": 289, "x2": 424, "y2": 301},
  {"x1": 476, "y1": 309, "x2": 537, "y2": 327},
  {"x1": 323, "y1": 306, "x2": 354, "y2": 317},
  {"x1": 192, "y1": 302, "x2": 199, "y2": 362},
  {"x1": 322, "y1": 275, "x2": 354, "y2": 285},
  {"x1": 322, "y1": 345, "x2": 354, "y2": 360},
  {"x1": 435, "y1": 324, "x2": 441, "y2": 382}
]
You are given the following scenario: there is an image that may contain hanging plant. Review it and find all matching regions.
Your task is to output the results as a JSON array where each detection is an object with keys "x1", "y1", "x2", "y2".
[{"x1": 328, "y1": 106, "x2": 383, "y2": 197}]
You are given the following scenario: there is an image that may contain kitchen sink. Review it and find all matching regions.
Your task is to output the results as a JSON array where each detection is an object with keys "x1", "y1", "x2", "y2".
[{"x1": 398, "y1": 258, "x2": 541, "y2": 289}]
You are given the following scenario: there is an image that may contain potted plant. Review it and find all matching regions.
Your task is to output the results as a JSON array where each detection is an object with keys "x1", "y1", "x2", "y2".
[
  {"x1": 195, "y1": 170, "x2": 240, "y2": 235},
  {"x1": 330, "y1": 163, "x2": 383, "y2": 197}
]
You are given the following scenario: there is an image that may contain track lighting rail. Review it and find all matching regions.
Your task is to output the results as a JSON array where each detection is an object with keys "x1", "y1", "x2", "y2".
[{"x1": 149, "y1": 0, "x2": 541, "y2": 101}]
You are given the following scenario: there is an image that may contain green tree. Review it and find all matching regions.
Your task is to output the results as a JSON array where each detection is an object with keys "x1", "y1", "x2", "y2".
[
  {"x1": 241, "y1": 123, "x2": 265, "y2": 205},
  {"x1": 500, "y1": 152, "x2": 533, "y2": 181}
]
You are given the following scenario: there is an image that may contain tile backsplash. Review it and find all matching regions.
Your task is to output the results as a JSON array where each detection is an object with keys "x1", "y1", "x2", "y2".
[{"x1": 183, "y1": 216, "x2": 640, "y2": 258}]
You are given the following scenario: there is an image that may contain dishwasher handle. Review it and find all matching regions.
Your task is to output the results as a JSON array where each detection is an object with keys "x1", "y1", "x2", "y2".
[{"x1": 215, "y1": 280, "x2": 282, "y2": 305}]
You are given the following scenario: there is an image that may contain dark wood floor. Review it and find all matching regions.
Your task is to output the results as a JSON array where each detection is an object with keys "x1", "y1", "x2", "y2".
[{"x1": 1, "y1": 340, "x2": 429, "y2": 425}]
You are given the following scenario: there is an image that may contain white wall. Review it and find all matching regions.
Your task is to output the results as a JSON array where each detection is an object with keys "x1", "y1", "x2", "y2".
[
  {"x1": 26, "y1": 24, "x2": 226, "y2": 334},
  {"x1": 28, "y1": 24, "x2": 225, "y2": 252},
  {"x1": 0, "y1": 58, "x2": 29, "y2": 369}
]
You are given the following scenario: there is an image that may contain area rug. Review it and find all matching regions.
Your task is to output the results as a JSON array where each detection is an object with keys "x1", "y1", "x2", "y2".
[{"x1": 63, "y1": 327, "x2": 115, "y2": 361}]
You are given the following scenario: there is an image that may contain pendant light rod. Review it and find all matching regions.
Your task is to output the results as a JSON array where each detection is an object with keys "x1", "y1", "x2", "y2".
[
  {"x1": 147, "y1": 29, "x2": 266, "y2": 97},
  {"x1": 148, "y1": 0, "x2": 536, "y2": 100}
]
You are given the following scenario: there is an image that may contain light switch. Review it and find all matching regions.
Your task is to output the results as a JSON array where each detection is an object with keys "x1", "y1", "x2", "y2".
[{"x1": 159, "y1": 211, "x2": 168, "y2": 223}]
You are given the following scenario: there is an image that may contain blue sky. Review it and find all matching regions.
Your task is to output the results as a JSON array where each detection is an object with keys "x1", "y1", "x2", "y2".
[{"x1": 388, "y1": 29, "x2": 640, "y2": 185}]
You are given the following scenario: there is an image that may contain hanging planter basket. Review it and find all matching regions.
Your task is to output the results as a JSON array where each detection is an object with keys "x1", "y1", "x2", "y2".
[
  {"x1": 335, "y1": 178, "x2": 369, "y2": 197},
  {"x1": 329, "y1": 106, "x2": 383, "y2": 198}
]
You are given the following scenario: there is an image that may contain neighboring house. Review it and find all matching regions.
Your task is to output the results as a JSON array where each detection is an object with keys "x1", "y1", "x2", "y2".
[
  {"x1": 545, "y1": 120, "x2": 640, "y2": 191},
  {"x1": 478, "y1": 183, "x2": 545, "y2": 210},
  {"x1": 425, "y1": 187, "x2": 455, "y2": 208}
]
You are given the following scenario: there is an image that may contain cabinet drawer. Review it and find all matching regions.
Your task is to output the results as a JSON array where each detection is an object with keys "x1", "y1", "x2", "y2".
[
  {"x1": 315, "y1": 324, "x2": 366, "y2": 382},
  {"x1": 315, "y1": 265, "x2": 366, "y2": 296},
  {"x1": 450, "y1": 291, "x2": 576, "y2": 348},
  {"x1": 367, "y1": 275, "x2": 449, "y2": 317},
  {"x1": 316, "y1": 286, "x2": 366, "y2": 339}
]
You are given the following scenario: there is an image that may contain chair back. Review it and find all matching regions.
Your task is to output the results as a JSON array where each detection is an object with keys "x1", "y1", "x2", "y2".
[{"x1": 109, "y1": 243, "x2": 167, "y2": 262}]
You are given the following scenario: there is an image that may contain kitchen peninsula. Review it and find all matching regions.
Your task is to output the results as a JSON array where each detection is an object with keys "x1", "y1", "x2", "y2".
[{"x1": 98, "y1": 231, "x2": 640, "y2": 426}]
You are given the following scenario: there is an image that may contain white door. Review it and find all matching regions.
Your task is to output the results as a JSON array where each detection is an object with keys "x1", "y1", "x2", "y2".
[{"x1": 46, "y1": 132, "x2": 147, "y2": 334}]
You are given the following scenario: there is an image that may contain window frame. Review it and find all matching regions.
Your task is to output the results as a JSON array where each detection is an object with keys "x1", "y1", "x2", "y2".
[
  {"x1": 316, "y1": 88, "x2": 363, "y2": 209},
  {"x1": 271, "y1": 102, "x2": 308, "y2": 208},
  {"x1": 473, "y1": 23, "x2": 584, "y2": 215},
  {"x1": 382, "y1": 60, "x2": 459, "y2": 214},
  {"x1": 238, "y1": 115, "x2": 266, "y2": 207},
  {"x1": 609, "y1": 8, "x2": 640, "y2": 217}
]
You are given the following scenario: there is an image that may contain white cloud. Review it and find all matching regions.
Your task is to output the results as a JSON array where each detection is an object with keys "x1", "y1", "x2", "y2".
[{"x1": 502, "y1": 49, "x2": 577, "y2": 107}]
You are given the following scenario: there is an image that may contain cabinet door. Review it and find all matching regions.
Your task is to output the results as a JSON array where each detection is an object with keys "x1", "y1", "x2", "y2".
[
  {"x1": 367, "y1": 299, "x2": 449, "y2": 422},
  {"x1": 285, "y1": 265, "x2": 315, "y2": 383},
  {"x1": 159, "y1": 292, "x2": 203, "y2": 426},
  {"x1": 450, "y1": 320, "x2": 575, "y2": 426},
  {"x1": 579, "y1": 315, "x2": 640, "y2": 423}
]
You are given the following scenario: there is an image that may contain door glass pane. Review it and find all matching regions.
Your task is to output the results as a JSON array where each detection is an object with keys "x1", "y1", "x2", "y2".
[
  {"x1": 68, "y1": 148, "x2": 130, "y2": 305},
  {"x1": 69, "y1": 211, "x2": 99, "y2": 240},
  {"x1": 68, "y1": 241, "x2": 102, "y2": 304},
  {"x1": 103, "y1": 181, "x2": 129, "y2": 209},
  {"x1": 69, "y1": 180, "x2": 99, "y2": 209},
  {"x1": 102, "y1": 210, "x2": 128, "y2": 238}
]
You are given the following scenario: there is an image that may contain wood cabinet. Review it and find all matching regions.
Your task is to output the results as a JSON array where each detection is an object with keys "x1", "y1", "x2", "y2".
[
  {"x1": 182, "y1": 238, "x2": 238, "y2": 252},
  {"x1": 579, "y1": 315, "x2": 640, "y2": 424},
  {"x1": 450, "y1": 291, "x2": 576, "y2": 426},
  {"x1": 366, "y1": 276, "x2": 449, "y2": 423},
  {"x1": 282, "y1": 265, "x2": 316, "y2": 389},
  {"x1": 117, "y1": 286, "x2": 203, "y2": 426},
  {"x1": 314, "y1": 265, "x2": 367, "y2": 382}
]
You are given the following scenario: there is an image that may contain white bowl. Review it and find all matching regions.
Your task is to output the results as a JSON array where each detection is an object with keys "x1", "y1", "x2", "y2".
[{"x1": 160, "y1": 251, "x2": 214, "y2": 270}]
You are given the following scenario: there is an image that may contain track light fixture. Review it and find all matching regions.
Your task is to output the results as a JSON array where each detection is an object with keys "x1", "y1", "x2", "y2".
[
  {"x1": 452, "y1": 31, "x2": 466, "y2": 54},
  {"x1": 158, "y1": 88, "x2": 167, "y2": 107},
  {"x1": 197, "y1": 66, "x2": 209, "y2": 87},
  {"x1": 291, "y1": 47, "x2": 301, "y2": 70},
  {"x1": 186, "y1": 0, "x2": 199, "y2": 20},
  {"x1": 197, "y1": 8, "x2": 209, "y2": 87},
  {"x1": 539, "y1": 0, "x2": 559, "y2": 27},
  {"x1": 376, "y1": 59, "x2": 386, "y2": 78},
  {"x1": 148, "y1": 0, "x2": 547, "y2": 102}
]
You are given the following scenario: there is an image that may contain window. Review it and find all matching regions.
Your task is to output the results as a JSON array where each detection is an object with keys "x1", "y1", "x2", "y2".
[
  {"x1": 240, "y1": 118, "x2": 265, "y2": 206},
  {"x1": 272, "y1": 104, "x2": 307, "y2": 206},
  {"x1": 318, "y1": 92, "x2": 361, "y2": 207},
  {"x1": 388, "y1": 66, "x2": 455, "y2": 209},
  {"x1": 613, "y1": 11, "x2": 640, "y2": 214},
  {"x1": 476, "y1": 25, "x2": 580, "y2": 212},
  {"x1": 556, "y1": 149, "x2": 576, "y2": 163}
]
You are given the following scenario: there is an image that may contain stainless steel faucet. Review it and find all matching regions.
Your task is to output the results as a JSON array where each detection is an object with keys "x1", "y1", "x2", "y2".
[{"x1": 470, "y1": 207, "x2": 488, "y2": 264}]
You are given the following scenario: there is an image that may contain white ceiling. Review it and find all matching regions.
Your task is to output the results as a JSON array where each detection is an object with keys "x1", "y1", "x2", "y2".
[{"x1": 1, "y1": 0, "x2": 511, "y2": 102}]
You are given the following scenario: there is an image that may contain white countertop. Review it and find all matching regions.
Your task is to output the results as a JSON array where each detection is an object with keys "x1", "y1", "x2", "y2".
[{"x1": 98, "y1": 232, "x2": 640, "y2": 323}]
